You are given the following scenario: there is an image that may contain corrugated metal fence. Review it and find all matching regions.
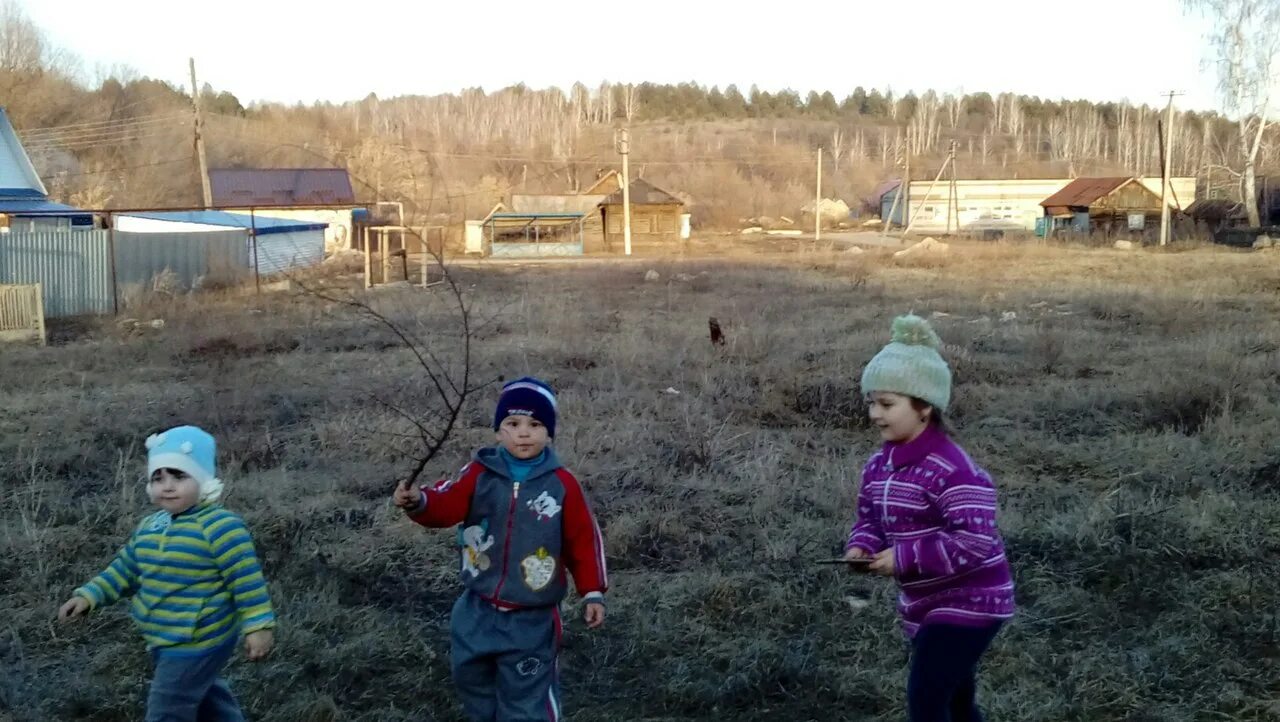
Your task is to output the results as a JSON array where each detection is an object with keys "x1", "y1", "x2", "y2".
[
  {"x1": 255, "y1": 230, "x2": 324, "y2": 276},
  {"x1": 0, "y1": 230, "x2": 251, "y2": 317}
]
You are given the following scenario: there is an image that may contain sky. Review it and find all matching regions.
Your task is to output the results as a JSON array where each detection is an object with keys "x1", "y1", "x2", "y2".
[{"x1": 24, "y1": 0, "x2": 1224, "y2": 112}]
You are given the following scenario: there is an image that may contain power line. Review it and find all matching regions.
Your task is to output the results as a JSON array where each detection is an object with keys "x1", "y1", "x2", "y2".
[
  {"x1": 20, "y1": 117, "x2": 188, "y2": 145},
  {"x1": 24, "y1": 130, "x2": 183, "y2": 153},
  {"x1": 17, "y1": 112, "x2": 188, "y2": 138},
  {"x1": 44, "y1": 158, "x2": 190, "y2": 179}
]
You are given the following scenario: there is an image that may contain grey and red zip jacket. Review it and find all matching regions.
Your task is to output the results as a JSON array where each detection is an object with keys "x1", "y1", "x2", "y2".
[{"x1": 407, "y1": 446, "x2": 608, "y2": 609}]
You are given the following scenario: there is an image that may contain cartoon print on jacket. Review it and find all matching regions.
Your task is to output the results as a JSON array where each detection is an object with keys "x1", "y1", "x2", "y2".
[
  {"x1": 526, "y1": 491, "x2": 562, "y2": 522},
  {"x1": 459, "y1": 520, "x2": 494, "y2": 578}
]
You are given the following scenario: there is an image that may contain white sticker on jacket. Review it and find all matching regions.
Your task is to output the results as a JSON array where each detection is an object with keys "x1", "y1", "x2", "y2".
[
  {"x1": 526, "y1": 491, "x2": 562, "y2": 521},
  {"x1": 521, "y1": 547, "x2": 557, "y2": 591}
]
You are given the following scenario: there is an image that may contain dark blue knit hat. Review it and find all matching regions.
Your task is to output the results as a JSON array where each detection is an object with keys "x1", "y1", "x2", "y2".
[{"x1": 494, "y1": 377, "x2": 558, "y2": 438}]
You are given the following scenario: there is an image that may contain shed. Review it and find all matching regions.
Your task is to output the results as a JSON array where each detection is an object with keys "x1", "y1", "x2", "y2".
[
  {"x1": 477, "y1": 203, "x2": 589, "y2": 258},
  {"x1": 510, "y1": 193, "x2": 607, "y2": 252},
  {"x1": 209, "y1": 168, "x2": 365, "y2": 251},
  {"x1": 599, "y1": 178, "x2": 685, "y2": 249},
  {"x1": 114, "y1": 210, "x2": 326, "y2": 275}
]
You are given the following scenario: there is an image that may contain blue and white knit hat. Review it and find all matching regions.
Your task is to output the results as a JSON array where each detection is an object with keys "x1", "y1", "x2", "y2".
[
  {"x1": 493, "y1": 377, "x2": 558, "y2": 438},
  {"x1": 145, "y1": 425, "x2": 224, "y2": 503}
]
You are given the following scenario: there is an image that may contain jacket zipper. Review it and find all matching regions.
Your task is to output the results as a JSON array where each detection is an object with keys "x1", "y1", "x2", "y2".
[{"x1": 490, "y1": 481, "x2": 520, "y2": 604}]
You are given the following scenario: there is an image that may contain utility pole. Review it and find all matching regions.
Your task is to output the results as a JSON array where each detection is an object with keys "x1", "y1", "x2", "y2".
[
  {"x1": 903, "y1": 153, "x2": 910, "y2": 233},
  {"x1": 903, "y1": 153, "x2": 953, "y2": 237},
  {"x1": 189, "y1": 58, "x2": 212, "y2": 209},
  {"x1": 1159, "y1": 90, "x2": 1182, "y2": 247},
  {"x1": 615, "y1": 127, "x2": 632, "y2": 255},
  {"x1": 815, "y1": 147, "x2": 823, "y2": 241},
  {"x1": 947, "y1": 140, "x2": 958, "y2": 235}
]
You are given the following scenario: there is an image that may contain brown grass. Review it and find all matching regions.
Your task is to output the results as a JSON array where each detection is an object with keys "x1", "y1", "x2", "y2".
[{"x1": 3, "y1": 242, "x2": 1280, "y2": 721}]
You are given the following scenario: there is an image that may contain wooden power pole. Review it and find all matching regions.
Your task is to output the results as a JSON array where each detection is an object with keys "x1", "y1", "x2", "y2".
[
  {"x1": 1159, "y1": 90, "x2": 1182, "y2": 247},
  {"x1": 616, "y1": 127, "x2": 632, "y2": 256},
  {"x1": 189, "y1": 58, "x2": 213, "y2": 209},
  {"x1": 815, "y1": 147, "x2": 823, "y2": 241},
  {"x1": 947, "y1": 140, "x2": 958, "y2": 235}
]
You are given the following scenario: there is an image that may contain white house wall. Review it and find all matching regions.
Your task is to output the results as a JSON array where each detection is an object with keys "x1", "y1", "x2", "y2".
[
  {"x1": 224, "y1": 208, "x2": 354, "y2": 251},
  {"x1": 905, "y1": 179, "x2": 1072, "y2": 233}
]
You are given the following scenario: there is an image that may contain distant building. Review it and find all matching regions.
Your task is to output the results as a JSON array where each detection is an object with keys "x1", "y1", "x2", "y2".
[
  {"x1": 880, "y1": 177, "x2": 1195, "y2": 234},
  {"x1": 208, "y1": 168, "x2": 366, "y2": 251},
  {"x1": 114, "y1": 210, "x2": 326, "y2": 275},
  {"x1": 471, "y1": 171, "x2": 689, "y2": 257},
  {"x1": 593, "y1": 173, "x2": 687, "y2": 250},
  {"x1": 1039, "y1": 177, "x2": 1175, "y2": 236},
  {"x1": 0, "y1": 108, "x2": 92, "y2": 231}
]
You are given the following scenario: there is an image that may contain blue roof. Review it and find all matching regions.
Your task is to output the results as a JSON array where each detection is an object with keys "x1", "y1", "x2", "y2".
[
  {"x1": 0, "y1": 197, "x2": 93, "y2": 225},
  {"x1": 0, "y1": 197, "x2": 89, "y2": 214},
  {"x1": 120, "y1": 210, "x2": 328, "y2": 236}
]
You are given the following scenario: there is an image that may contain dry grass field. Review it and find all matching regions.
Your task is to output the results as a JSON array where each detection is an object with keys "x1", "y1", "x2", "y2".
[{"x1": 2, "y1": 241, "x2": 1279, "y2": 721}]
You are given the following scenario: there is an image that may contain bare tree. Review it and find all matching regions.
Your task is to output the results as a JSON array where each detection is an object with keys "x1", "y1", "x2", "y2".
[
  {"x1": 830, "y1": 126, "x2": 846, "y2": 167},
  {"x1": 1186, "y1": 0, "x2": 1280, "y2": 225},
  {"x1": 0, "y1": 0, "x2": 43, "y2": 76}
]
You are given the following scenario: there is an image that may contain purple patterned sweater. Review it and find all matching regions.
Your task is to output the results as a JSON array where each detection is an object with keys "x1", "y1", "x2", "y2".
[{"x1": 846, "y1": 425, "x2": 1015, "y2": 638}]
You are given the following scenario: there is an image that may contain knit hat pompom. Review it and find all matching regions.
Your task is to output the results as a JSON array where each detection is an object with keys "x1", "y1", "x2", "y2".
[
  {"x1": 890, "y1": 314, "x2": 942, "y2": 349},
  {"x1": 860, "y1": 314, "x2": 953, "y2": 412}
]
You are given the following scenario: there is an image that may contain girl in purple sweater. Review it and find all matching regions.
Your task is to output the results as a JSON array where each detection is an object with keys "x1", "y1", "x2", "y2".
[{"x1": 843, "y1": 315, "x2": 1015, "y2": 722}]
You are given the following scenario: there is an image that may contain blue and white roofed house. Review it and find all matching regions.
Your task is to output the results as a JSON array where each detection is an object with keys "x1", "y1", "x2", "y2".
[
  {"x1": 114, "y1": 210, "x2": 326, "y2": 275},
  {"x1": 0, "y1": 108, "x2": 92, "y2": 231}
]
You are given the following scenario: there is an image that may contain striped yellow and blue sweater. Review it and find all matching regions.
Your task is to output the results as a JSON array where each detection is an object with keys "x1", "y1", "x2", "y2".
[{"x1": 75, "y1": 503, "x2": 275, "y2": 657}]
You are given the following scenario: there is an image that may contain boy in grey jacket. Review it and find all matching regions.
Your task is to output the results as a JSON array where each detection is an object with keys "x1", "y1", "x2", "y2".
[{"x1": 395, "y1": 377, "x2": 607, "y2": 721}]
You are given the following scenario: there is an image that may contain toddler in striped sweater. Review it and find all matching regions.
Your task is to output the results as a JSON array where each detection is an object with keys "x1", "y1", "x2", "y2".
[
  {"x1": 58, "y1": 426, "x2": 275, "y2": 722},
  {"x1": 843, "y1": 316, "x2": 1014, "y2": 722}
]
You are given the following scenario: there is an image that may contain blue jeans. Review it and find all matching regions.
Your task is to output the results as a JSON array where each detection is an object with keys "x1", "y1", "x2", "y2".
[
  {"x1": 907, "y1": 623, "x2": 1003, "y2": 722},
  {"x1": 146, "y1": 637, "x2": 245, "y2": 722}
]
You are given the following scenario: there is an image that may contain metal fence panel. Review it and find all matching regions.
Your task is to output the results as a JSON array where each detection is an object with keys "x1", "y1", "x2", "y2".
[
  {"x1": 254, "y1": 229, "x2": 324, "y2": 276},
  {"x1": 0, "y1": 231, "x2": 113, "y2": 317},
  {"x1": 113, "y1": 230, "x2": 251, "y2": 290},
  {"x1": 0, "y1": 230, "x2": 255, "y2": 318}
]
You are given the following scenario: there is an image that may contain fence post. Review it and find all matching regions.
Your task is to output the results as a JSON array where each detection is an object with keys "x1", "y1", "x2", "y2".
[
  {"x1": 250, "y1": 208, "x2": 261, "y2": 294},
  {"x1": 107, "y1": 223, "x2": 120, "y2": 315},
  {"x1": 34, "y1": 282, "x2": 45, "y2": 346}
]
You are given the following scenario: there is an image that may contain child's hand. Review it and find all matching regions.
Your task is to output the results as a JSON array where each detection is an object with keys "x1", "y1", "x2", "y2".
[
  {"x1": 244, "y1": 630, "x2": 274, "y2": 661},
  {"x1": 868, "y1": 548, "x2": 896, "y2": 577},
  {"x1": 842, "y1": 547, "x2": 870, "y2": 573},
  {"x1": 584, "y1": 602, "x2": 605, "y2": 629},
  {"x1": 57, "y1": 596, "x2": 90, "y2": 622},
  {"x1": 392, "y1": 479, "x2": 421, "y2": 510}
]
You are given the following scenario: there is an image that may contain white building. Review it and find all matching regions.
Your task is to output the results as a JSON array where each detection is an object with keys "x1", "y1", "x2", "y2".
[{"x1": 881, "y1": 177, "x2": 1196, "y2": 234}]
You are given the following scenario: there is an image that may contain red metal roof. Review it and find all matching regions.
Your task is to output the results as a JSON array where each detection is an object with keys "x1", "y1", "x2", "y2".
[
  {"x1": 1039, "y1": 177, "x2": 1130, "y2": 208},
  {"x1": 208, "y1": 168, "x2": 356, "y2": 207},
  {"x1": 872, "y1": 179, "x2": 902, "y2": 203}
]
